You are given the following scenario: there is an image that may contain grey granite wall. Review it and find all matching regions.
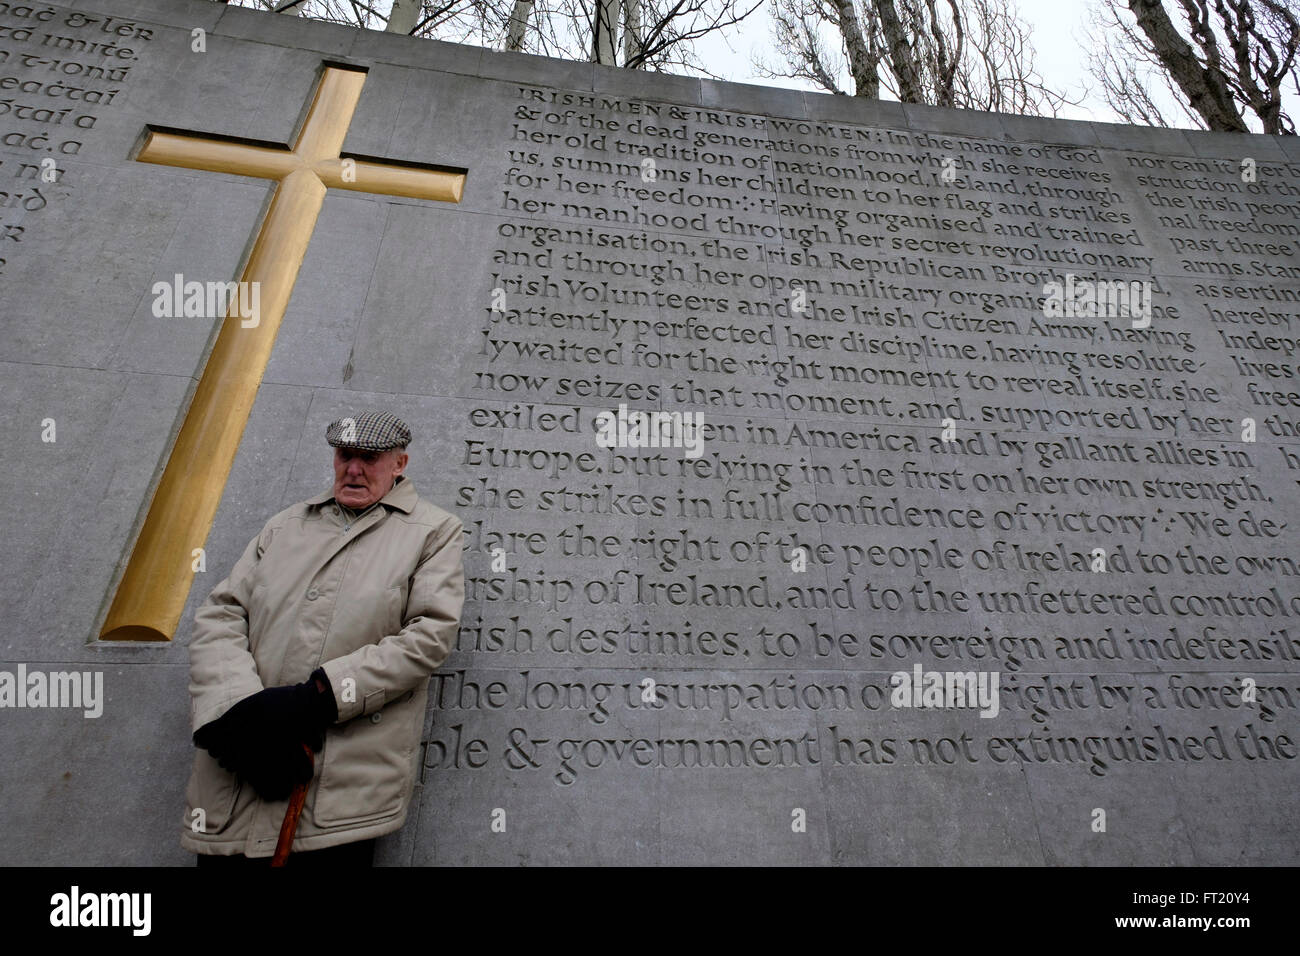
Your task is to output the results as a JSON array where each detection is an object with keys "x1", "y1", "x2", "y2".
[{"x1": 1, "y1": 0, "x2": 1298, "y2": 864}]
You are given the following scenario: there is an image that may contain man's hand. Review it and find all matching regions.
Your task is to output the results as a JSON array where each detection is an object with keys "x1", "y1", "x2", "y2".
[
  {"x1": 193, "y1": 669, "x2": 338, "y2": 799},
  {"x1": 237, "y1": 736, "x2": 315, "y2": 802}
]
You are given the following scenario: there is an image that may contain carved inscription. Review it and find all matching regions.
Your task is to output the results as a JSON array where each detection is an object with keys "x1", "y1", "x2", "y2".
[{"x1": 429, "y1": 87, "x2": 1300, "y2": 787}]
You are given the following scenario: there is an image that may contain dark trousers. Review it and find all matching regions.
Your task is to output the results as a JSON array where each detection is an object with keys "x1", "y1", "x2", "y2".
[{"x1": 195, "y1": 838, "x2": 376, "y2": 869}]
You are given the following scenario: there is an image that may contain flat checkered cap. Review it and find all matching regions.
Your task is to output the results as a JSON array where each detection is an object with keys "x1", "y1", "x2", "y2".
[{"x1": 326, "y1": 411, "x2": 412, "y2": 451}]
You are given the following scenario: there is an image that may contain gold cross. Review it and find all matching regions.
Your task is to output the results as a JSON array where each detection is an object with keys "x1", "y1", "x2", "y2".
[{"x1": 100, "y1": 63, "x2": 466, "y2": 641}]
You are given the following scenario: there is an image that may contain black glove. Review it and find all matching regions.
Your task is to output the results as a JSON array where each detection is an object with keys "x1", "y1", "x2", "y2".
[
  {"x1": 237, "y1": 734, "x2": 316, "y2": 802},
  {"x1": 193, "y1": 669, "x2": 338, "y2": 786}
]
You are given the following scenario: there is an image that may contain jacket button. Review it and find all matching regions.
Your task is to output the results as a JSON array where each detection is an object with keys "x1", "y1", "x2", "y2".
[
  {"x1": 370, "y1": 712, "x2": 383, "y2": 724},
  {"x1": 306, "y1": 587, "x2": 319, "y2": 600}
]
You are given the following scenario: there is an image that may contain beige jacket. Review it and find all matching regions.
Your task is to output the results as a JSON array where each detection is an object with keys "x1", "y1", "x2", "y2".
[{"x1": 180, "y1": 475, "x2": 465, "y2": 857}]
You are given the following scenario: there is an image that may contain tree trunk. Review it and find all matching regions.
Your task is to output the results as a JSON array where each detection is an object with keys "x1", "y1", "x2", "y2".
[
  {"x1": 506, "y1": 0, "x2": 535, "y2": 50},
  {"x1": 594, "y1": 0, "x2": 619, "y2": 64},
  {"x1": 835, "y1": 0, "x2": 881, "y2": 96},
  {"x1": 386, "y1": 0, "x2": 422, "y2": 33},
  {"x1": 1127, "y1": 0, "x2": 1248, "y2": 130},
  {"x1": 623, "y1": 0, "x2": 644, "y2": 68},
  {"x1": 877, "y1": 0, "x2": 925, "y2": 102},
  {"x1": 924, "y1": 0, "x2": 963, "y2": 107}
]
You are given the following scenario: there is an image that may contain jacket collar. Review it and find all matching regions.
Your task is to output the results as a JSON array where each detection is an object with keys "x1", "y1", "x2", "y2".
[{"x1": 305, "y1": 474, "x2": 417, "y2": 514}]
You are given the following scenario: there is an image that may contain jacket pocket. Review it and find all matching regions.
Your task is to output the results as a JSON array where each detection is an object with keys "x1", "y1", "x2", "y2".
[
  {"x1": 183, "y1": 749, "x2": 243, "y2": 835},
  {"x1": 311, "y1": 687, "x2": 420, "y2": 828},
  {"x1": 320, "y1": 585, "x2": 406, "y2": 661}
]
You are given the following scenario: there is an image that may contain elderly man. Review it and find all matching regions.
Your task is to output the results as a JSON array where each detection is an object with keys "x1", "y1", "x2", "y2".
[{"x1": 181, "y1": 410, "x2": 465, "y2": 867}]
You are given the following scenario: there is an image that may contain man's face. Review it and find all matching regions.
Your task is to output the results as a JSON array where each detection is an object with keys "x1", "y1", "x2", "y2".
[{"x1": 333, "y1": 446, "x2": 408, "y2": 509}]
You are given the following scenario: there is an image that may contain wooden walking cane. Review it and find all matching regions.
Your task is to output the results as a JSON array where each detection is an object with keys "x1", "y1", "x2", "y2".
[{"x1": 271, "y1": 743, "x2": 314, "y2": 868}]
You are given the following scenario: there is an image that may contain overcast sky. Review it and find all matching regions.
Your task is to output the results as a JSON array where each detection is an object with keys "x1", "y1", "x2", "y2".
[{"x1": 693, "y1": 0, "x2": 1123, "y2": 123}]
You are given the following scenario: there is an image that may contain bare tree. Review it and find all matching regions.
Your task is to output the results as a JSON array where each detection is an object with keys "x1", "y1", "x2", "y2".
[
  {"x1": 223, "y1": 0, "x2": 759, "y2": 73},
  {"x1": 572, "y1": 0, "x2": 765, "y2": 71},
  {"x1": 765, "y1": 0, "x2": 856, "y2": 94},
  {"x1": 623, "y1": 0, "x2": 646, "y2": 67},
  {"x1": 759, "y1": 0, "x2": 1075, "y2": 115},
  {"x1": 877, "y1": 0, "x2": 926, "y2": 102},
  {"x1": 919, "y1": 0, "x2": 964, "y2": 105},
  {"x1": 594, "y1": 0, "x2": 619, "y2": 62},
  {"x1": 387, "y1": 0, "x2": 423, "y2": 32},
  {"x1": 505, "y1": 0, "x2": 536, "y2": 49},
  {"x1": 835, "y1": 0, "x2": 884, "y2": 96},
  {"x1": 224, "y1": 0, "x2": 502, "y2": 47},
  {"x1": 953, "y1": 0, "x2": 1068, "y2": 114},
  {"x1": 1087, "y1": 0, "x2": 1300, "y2": 133}
]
